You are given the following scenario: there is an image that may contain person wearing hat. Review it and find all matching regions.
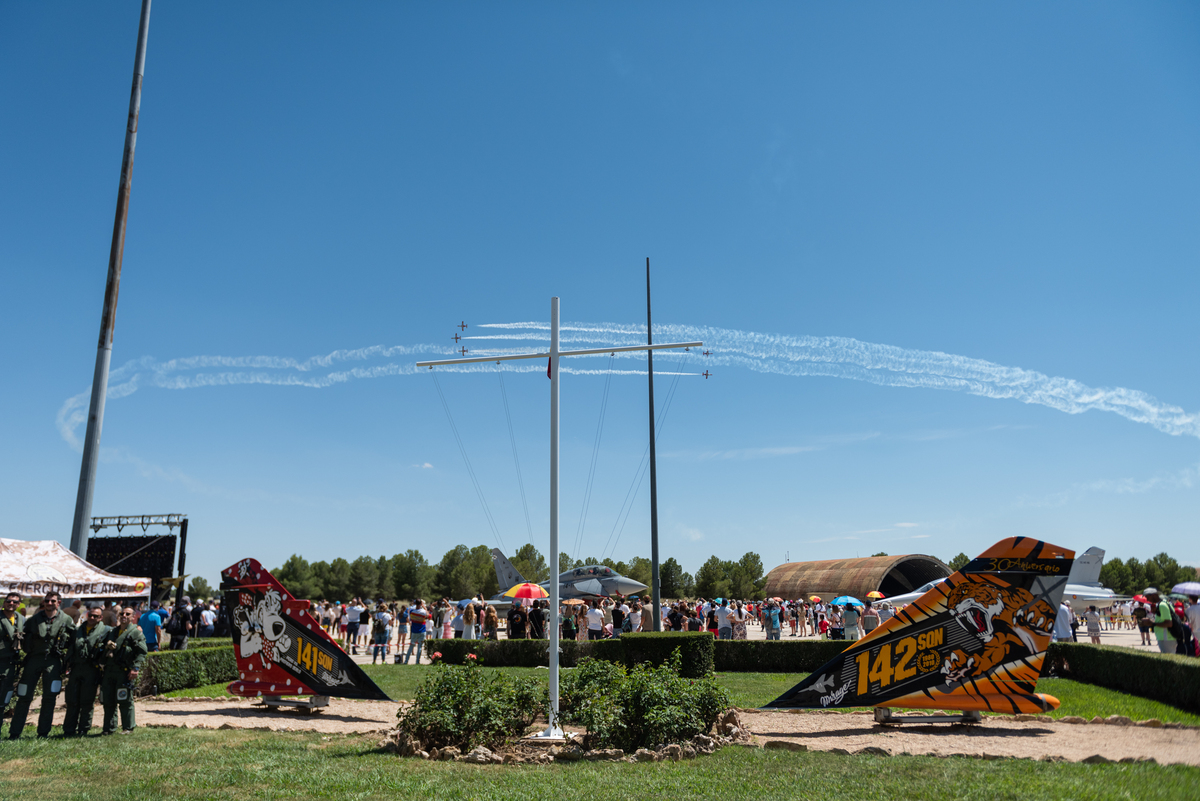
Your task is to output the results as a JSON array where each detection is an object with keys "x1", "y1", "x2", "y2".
[{"x1": 1143, "y1": 588, "x2": 1178, "y2": 654}]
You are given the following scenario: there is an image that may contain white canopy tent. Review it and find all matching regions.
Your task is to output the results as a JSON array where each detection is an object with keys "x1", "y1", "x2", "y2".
[{"x1": 0, "y1": 538, "x2": 151, "y2": 599}]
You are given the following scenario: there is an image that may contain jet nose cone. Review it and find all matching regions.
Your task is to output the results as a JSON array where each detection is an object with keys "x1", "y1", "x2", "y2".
[{"x1": 615, "y1": 578, "x2": 648, "y2": 597}]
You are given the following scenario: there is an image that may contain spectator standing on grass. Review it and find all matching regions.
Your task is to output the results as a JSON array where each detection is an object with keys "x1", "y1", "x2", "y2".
[
  {"x1": 402, "y1": 600, "x2": 428, "y2": 664},
  {"x1": 8, "y1": 591, "x2": 74, "y2": 739},
  {"x1": 100, "y1": 607, "x2": 148, "y2": 735}
]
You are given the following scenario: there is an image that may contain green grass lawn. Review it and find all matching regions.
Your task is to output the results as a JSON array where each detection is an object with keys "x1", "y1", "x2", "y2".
[
  {"x1": 166, "y1": 665, "x2": 1200, "y2": 726},
  {"x1": 0, "y1": 726, "x2": 1196, "y2": 801}
]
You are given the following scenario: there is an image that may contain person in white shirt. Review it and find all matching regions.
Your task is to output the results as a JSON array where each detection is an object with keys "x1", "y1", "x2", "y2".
[
  {"x1": 1187, "y1": 596, "x2": 1200, "y2": 638},
  {"x1": 346, "y1": 600, "x2": 364, "y2": 654},
  {"x1": 1052, "y1": 600, "x2": 1073, "y2": 643},
  {"x1": 714, "y1": 599, "x2": 734, "y2": 640},
  {"x1": 586, "y1": 601, "x2": 606, "y2": 640},
  {"x1": 627, "y1": 603, "x2": 643, "y2": 633}
]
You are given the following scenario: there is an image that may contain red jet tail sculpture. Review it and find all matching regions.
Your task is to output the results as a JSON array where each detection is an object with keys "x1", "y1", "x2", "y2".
[{"x1": 221, "y1": 558, "x2": 391, "y2": 702}]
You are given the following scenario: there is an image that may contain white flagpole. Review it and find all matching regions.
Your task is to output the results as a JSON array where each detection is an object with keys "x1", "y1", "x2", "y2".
[{"x1": 546, "y1": 296, "x2": 563, "y2": 737}]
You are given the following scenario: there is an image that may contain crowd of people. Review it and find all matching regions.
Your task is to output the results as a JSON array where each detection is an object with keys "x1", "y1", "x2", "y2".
[{"x1": 1052, "y1": 587, "x2": 1199, "y2": 656}]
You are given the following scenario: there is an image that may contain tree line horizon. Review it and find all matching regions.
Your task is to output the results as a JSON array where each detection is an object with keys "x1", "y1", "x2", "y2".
[{"x1": 179, "y1": 546, "x2": 1195, "y2": 605}]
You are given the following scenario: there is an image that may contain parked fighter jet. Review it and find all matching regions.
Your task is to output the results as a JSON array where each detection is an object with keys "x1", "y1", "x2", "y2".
[
  {"x1": 1061, "y1": 547, "x2": 1128, "y2": 612},
  {"x1": 491, "y1": 549, "x2": 648, "y2": 600}
]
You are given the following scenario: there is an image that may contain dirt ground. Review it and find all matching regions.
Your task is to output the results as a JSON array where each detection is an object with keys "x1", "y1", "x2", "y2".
[
  {"x1": 741, "y1": 709, "x2": 1200, "y2": 766},
  {"x1": 37, "y1": 696, "x2": 400, "y2": 736},
  {"x1": 34, "y1": 696, "x2": 1200, "y2": 766}
]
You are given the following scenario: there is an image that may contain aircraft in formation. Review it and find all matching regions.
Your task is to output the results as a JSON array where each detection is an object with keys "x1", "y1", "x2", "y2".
[
  {"x1": 491, "y1": 548, "x2": 649, "y2": 601},
  {"x1": 882, "y1": 546, "x2": 1124, "y2": 612}
]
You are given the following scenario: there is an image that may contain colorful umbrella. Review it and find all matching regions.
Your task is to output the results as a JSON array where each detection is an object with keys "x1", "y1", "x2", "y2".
[
  {"x1": 866, "y1": 591, "x2": 885, "y2": 599},
  {"x1": 1132, "y1": 594, "x2": 1148, "y2": 603},
  {"x1": 503, "y1": 582, "x2": 549, "y2": 599},
  {"x1": 832, "y1": 595, "x2": 863, "y2": 607},
  {"x1": 1172, "y1": 581, "x2": 1200, "y2": 596},
  {"x1": 808, "y1": 595, "x2": 822, "y2": 603},
  {"x1": 561, "y1": 599, "x2": 586, "y2": 606}
]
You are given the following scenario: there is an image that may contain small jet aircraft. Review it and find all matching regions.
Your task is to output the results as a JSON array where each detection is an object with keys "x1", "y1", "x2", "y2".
[
  {"x1": 458, "y1": 346, "x2": 468, "y2": 356},
  {"x1": 702, "y1": 370, "x2": 712, "y2": 379},
  {"x1": 1060, "y1": 547, "x2": 1128, "y2": 612},
  {"x1": 881, "y1": 546, "x2": 1122, "y2": 613},
  {"x1": 458, "y1": 321, "x2": 468, "y2": 331},
  {"x1": 453, "y1": 333, "x2": 462, "y2": 343},
  {"x1": 491, "y1": 549, "x2": 648, "y2": 601},
  {"x1": 766, "y1": 537, "x2": 1074, "y2": 721},
  {"x1": 220, "y1": 558, "x2": 390, "y2": 710}
]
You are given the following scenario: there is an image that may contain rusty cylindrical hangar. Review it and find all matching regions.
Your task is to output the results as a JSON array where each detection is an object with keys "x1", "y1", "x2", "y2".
[{"x1": 762, "y1": 554, "x2": 951, "y2": 601}]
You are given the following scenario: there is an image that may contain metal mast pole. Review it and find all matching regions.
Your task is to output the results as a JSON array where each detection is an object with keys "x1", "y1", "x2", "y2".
[
  {"x1": 546, "y1": 296, "x2": 563, "y2": 736},
  {"x1": 647, "y1": 258, "x2": 662, "y2": 631},
  {"x1": 70, "y1": 0, "x2": 153, "y2": 557}
]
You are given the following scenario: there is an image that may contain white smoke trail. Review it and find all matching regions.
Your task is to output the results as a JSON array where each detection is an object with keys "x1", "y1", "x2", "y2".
[{"x1": 55, "y1": 321, "x2": 1200, "y2": 449}]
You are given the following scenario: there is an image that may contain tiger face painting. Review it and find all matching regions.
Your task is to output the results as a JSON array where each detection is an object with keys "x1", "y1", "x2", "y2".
[{"x1": 941, "y1": 579, "x2": 1056, "y2": 683}]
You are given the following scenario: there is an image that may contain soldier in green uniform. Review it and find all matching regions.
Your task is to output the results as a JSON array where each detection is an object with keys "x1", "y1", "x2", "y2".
[
  {"x1": 62, "y1": 604, "x2": 110, "y2": 737},
  {"x1": 8, "y1": 590, "x2": 74, "y2": 739},
  {"x1": 0, "y1": 592, "x2": 25, "y2": 736},
  {"x1": 100, "y1": 607, "x2": 147, "y2": 735}
]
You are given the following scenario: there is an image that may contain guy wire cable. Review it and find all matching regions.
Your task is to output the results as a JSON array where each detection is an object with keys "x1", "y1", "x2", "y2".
[
  {"x1": 497, "y1": 366, "x2": 535, "y2": 547},
  {"x1": 602, "y1": 351, "x2": 690, "y2": 561},
  {"x1": 573, "y1": 351, "x2": 616, "y2": 561},
  {"x1": 430, "y1": 371, "x2": 505, "y2": 552}
]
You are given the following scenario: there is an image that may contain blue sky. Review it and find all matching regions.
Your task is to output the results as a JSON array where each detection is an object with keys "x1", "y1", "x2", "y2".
[{"x1": 2, "y1": 2, "x2": 1198, "y2": 589}]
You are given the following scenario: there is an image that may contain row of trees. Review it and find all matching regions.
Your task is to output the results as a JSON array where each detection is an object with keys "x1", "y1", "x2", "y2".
[
  {"x1": 1098, "y1": 553, "x2": 1197, "y2": 596},
  {"x1": 266, "y1": 544, "x2": 766, "y2": 603}
]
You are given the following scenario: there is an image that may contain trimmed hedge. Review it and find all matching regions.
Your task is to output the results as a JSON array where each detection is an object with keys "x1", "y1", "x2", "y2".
[
  {"x1": 1047, "y1": 643, "x2": 1200, "y2": 713},
  {"x1": 423, "y1": 638, "x2": 623, "y2": 668},
  {"x1": 138, "y1": 645, "x2": 238, "y2": 695},
  {"x1": 619, "y1": 632, "x2": 714, "y2": 678},
  {"x1": 421, "y1": 636, "x2": 850, "y2": 675},
  {"x1": 178, "y1": 638, "x2": 232, "y2": 649},
  {"x1": 714, "y1": 639, "x2": 851, "y2": 673}
]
